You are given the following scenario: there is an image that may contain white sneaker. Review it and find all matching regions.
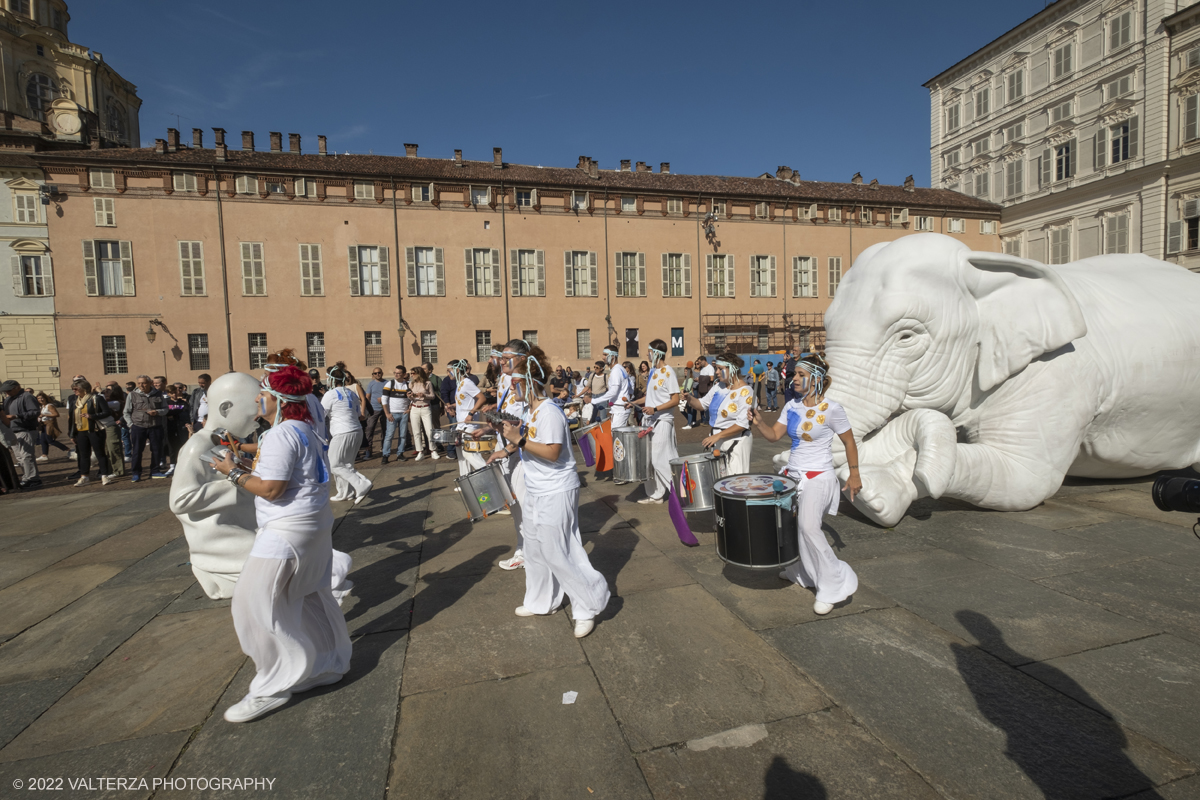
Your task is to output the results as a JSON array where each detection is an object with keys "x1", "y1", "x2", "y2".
[
  {"x1": 778, "y1": 570, "x2": 791, "y2": 581},
  {"x1": 637, "y1": 497, "x2": 664, "y2": 504},
  {"x1": 431, "y1": 452, "x2": 441, "y2": 460},
  {"x1": 415, "y1": 453, "x2": 425, "y2": 461},
  {"x1": 35, "y1": 455, "x2": 48, "y2": 462},
  {"x1": 292, "y1": 671, "x2": 343, "y2": 693},
  {"x1": 223, "y1": 693, "x2": 290, "y2": 723},
  {"x1": 681, "y1": 425, "x2": 692, "y2": 430},
  {"x1": 574, "y1": 619, "x2": 595, "y2": 638},
  {"x1": 68, "y1": 451, "x2": 77, "y2": 460},
  {"x1": 454, "y1": 487, "x2": 461, "y2": 493},
  {"x1": 515, "y1": 604, "x2": 557, "y2": 617},
  {"x1": 813, "y1": 601, "x2": 834, "y2": 616},
  {"x1": 331, "y1": 493, "x2": 350, "y2": 502},
  {"x1": 165, "y1": 465, "x2": 175, "y2": 476},
  {"x1": 101, "y1": 475, "x2": 113, "y2": 486},
  {"x1": 74, "y1": 476, "x2": 90, "y2": 487},
  {"x1": 499, "y1": 551, "x2": 525, "y2": 570}
]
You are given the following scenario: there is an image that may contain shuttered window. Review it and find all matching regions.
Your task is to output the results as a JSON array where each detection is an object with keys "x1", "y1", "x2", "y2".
[
  {"x1": 749, "y1": 255, "x2": 776, "y2": 297},
  {"x1": 661, "y1": 253, "x2": 691, "y2": 298},
  {"x1": 614, "y1": 252, "x2": 646, "y2": 297},
  {"x1": 667, "y1": 198, "x2": 683, "y2": 214},
  {"x1": 93, "y1": 198, "x2": 114, "y2": 226},
  {"x1": 974, "y1": 87, "x2": 990, "y2": 117},
  {"x1": 828, "y1": 257, "x2": 842, "y2": 298},
  {"x1": 353, "y1": 181, "x2": 374, "y2": 200},
  {"x1": 1005, "y1": 161, "x2": 1023, "y2": 198},
  {"x1": 946, "y1": 104, "x2": 960, "y2": 132},
  {"x1": 351, "y1": 245, "x2": 389, "y2": 296},
  {"x1": 1109, "y1": 11, "x2": 1131, "y2": 51},
  {"x1": 299, "y1": 243, "x2": 323, "y2": 296},
  {"x1": 178, "y1": 241, "x2": 204, "y2": 296},
  {"x1": 464, "y1": 247, "x2": 501, "y2": 296},
  {"x1": 1049, "y1": 227, "x2": 1071, "y2": 265},
  {"x1": 83, "y1": 239, "x2": 134, "y2": 296},
  {"x1": 620, "y1": 196, "x2": 636, "y2": 212},
  {"x1": 295, "y1": 178, "x2": 317, "y2": 198},
  {"x1": 235, "y1": 175, "x2": 258, "y2": 194},
  {"x1": 172, "y1": 172, "x2": 197, "y2": 192},
  {"x1": 14, "y1": 192, "x2": 37, "y2": 223},
  {"x1": 947, "y1": 218, "x2": 966, "y2": 234},
  {"x1": 511, "y1": 249, "x2": 545, "y2": 297},
  {"x1": 1007, "y1": 70, "x2": 1024, "y2": 103},
  {"x1": 1186, "y1": 95, "x2": 1200, "y2": 143},
  {"x1": 1053, "y1": 43, "x2": 1073, "y2": 79},
  {"x1": 240, "y1": 242, "x2": 266, "y2": 295},
  {"x1": 706, "y1": 254, "x2": 735, "y2": 298},
  {"x1": 1105, "y1": 214, "x2": 1129, "y2": 254},
  {"x1": 915, "y1": 216, "x2": 934, "y2": 231},
  {"x1": 11, "y1": 254, "x2": 52, "y2": 296},
  {"x1": 408, "y1": 246, "x2": 443, "y2": 296},
  {"x1": 1003, "y1": 237, "x2": 1021, "y2": 256},
  {"x1": 792, "y1": 256, "x2": 817, "y2": 298},
  {"x1": 564, "y1": 251, "x2": 598, "y2": 296},
  {"x1": 90, "y1": 169, "x2": 115, "y2": 190}
]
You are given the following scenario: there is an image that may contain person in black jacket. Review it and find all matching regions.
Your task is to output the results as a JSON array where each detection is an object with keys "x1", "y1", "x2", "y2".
[
  {"x1": 68, "y1": 379, "x2": 115, "y2": 486},
  {"x1": 2, "y1": 379, "x2": 41, "y2": 487}
]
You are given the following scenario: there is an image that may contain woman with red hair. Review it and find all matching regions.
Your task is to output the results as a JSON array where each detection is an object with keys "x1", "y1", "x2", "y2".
[{"x1": 212, "y1": 365, "x2": 352, "y2": 723}]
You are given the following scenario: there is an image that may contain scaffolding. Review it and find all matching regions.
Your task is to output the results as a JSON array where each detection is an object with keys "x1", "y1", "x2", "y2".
[{"x1": 700, "y1": 312, "x2": 825, "y2": 355}]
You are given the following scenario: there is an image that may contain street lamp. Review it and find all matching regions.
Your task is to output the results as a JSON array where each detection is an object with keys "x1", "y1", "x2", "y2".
[{"x1": 145, "y1": 323, "x2": 157, "y2": 343}]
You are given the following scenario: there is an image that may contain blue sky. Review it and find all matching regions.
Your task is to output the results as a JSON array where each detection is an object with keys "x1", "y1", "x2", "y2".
[{"x1": 74, "y1": 1, "x2": 1050, "y2": 187}]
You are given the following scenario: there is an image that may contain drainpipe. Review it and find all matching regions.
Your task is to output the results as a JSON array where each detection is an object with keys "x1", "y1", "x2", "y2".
[
  {"x1": 391, "y1": 176, "x2": 405, "y2": 356},
  {"x1": 212, "y1": 167, "x2": 233, "y2": 372},
  {"x1": 500, "y1": 179, "x2": 510, "y2": 341},
  {"x1": 603, "y1": 188, "x2": 612, "y2": 349},
  {"x1": 695, "y1": 192, "x2": 703, "y2": 356}
]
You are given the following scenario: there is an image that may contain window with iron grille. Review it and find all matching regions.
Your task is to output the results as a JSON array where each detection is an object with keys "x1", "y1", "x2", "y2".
[
  {"x1": 364, "y1": 331, "x2": 383, "y2": 366},
  {"x1": 102, "y1": 335, "x2": 127, "y2": 375},
  {"x1": 420, "y1": 331, "x2": 437, "y2": 364},
  {"x1": 576, "y1": 329, "x2": 591, "y2": 360},
  {"x1": 248, "y1": 333, "x2": 268, "y2": 370},
  {"x1": 522, "y1": 330, "x2": 537, "y2": 347},
  {"x1": 188, "y1": 334, "x2": 210, "y2": 371},
  {"x1": 306, "y1": 332, "x2": 326, "y2": 369},
  {"x1": 475, "y1": 330, "x2": 491, "y2": 364}
]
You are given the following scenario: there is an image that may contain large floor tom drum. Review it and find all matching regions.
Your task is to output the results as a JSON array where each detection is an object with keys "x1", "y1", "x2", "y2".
[
  {"x1": 713, "y1": 474, "x2": 799, "y2": 569},
  {"x1": 455, "y1": 463, "x2": 515, "y2": 522},
  {"x1": 670, "y1": 453, "x2": 721, "y2": 512},
  {"x1": 613, "y1": 426, "x2": 651, "y2": 483}
]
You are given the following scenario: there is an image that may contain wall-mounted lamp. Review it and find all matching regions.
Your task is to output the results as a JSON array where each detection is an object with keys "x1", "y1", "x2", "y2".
[
  {"x1": 146, "y1": 319, "x2": 173, "y2": 344},
  {"x1": 49, "y1": 366, "x2": 59, "y2": 376}
]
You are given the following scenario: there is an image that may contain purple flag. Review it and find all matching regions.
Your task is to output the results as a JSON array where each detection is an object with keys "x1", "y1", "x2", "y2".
[
  {"x1": 667, "y1": 489, "x2": 699, "y2": 547},
  {"x1": 577, "y1": 430, "x2": 595, "y2": 467}
]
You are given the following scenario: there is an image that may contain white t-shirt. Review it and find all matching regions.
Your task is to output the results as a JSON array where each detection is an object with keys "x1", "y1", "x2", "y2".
[
  {"x1": 698, "y1": 382, "x2": 753, "y2": 431},
  {"x1": 699, "y1": 365, "x2": 715, "y2": 378},
  {"x1": 197, "y1": 393, "x2": 209, "y2": 423},
  {"x1": 593, "y1": 363, "x2": 633, "y2": 408},
  {"x1": 455, "y1": 378, "x2": 480, "y2": 429},
  {"x1": 520, "y1": 400, "x2": 579, "y2": 496},
  {"x1": 497, "y1": 376, "x2": 529, "y2": 446},
  {"x1": 321, "y1": 387, "x2": 361, "y2": 436},
  {"x1": 784, "y1": 398, "x2": 851, "y2": 473},
  {"x1": 642, "y1": 365, "x2": 679, "y2": 423},
  {"x1": 253, "y1": 420, "x2": 331, "y2": 526}
]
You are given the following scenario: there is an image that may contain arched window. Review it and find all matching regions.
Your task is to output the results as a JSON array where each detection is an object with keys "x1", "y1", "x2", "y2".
[
  {"x1": 105, "y1": 100, "x2": 127, "y2": 144},
  {"x1": 26, "y1": 73, "x2": 55, "y2": 121}
]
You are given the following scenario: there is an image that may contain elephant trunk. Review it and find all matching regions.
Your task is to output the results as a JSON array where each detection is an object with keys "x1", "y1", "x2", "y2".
[{"x1": 824, "y1": 352, "x2": 907, "y2": 437}]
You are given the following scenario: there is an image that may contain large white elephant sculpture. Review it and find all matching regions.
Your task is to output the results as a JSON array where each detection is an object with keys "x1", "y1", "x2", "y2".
[
  {"x1": 824, "y1": 233, "x2": 1200, "y2": 527},
  {"x1": 168, "y1": 372, "x2": 261, "y2": 598}
]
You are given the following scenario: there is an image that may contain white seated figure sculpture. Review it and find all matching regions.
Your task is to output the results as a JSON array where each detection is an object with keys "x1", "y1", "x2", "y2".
[
  {"x1": 169, "y1": 373, "x2": 262, "y2": 599},
  {"x1": 823, "y1": 233, "x2": 1200, "y2": 527}
]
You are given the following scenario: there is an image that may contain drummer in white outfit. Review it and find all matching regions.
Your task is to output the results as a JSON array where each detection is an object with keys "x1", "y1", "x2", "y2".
[
  {"x1": 500, "y1": 345, "x2": 609, "y2": 639},
  {"x1": 749, "y1": 355, "x2": 862, "y2": 615},
  {"x1": 322, "y1": 363, "x2": 372, "y2": 504},
  {"x1": 487, "y1": 339, "x2": 533, "y2": 570},
  {"x1": 629, "y1": 339, "x2": 679, "y2": 505},
  {"x1": 686, "y1": 351, "x2": 754, "y2": 476},
  {"x1": 585, "y1": 345, "x2": 634, "y2": 430},
  {"x1": 449, "y1": 359, "x2": 488, "y2": 479},
  {"x1": 211, "y1": 365, "x2": 352, "y2": 722}
]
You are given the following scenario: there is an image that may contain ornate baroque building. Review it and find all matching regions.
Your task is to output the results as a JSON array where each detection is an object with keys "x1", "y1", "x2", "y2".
[
  {"x1": 33, "y1": 130, "x2": 999, "y2": 391},
  {"x1": 926, "y1": 0, "x2": 1200, "y2": 272}
]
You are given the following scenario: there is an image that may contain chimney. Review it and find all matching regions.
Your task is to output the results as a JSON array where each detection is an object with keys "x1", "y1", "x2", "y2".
[
  {"x1": 453, "y1": 149, "x2": 463, "y2": 167},
  {"x1": 166, "y1": 128, "x2": 180, "y2": 152},
  {"x1": 869, "y1": 178, "x2": 879, "y2": 189},
  {"x1": 620, "y1": 159, "x2": 631, "y2": 172},
  {"x1": 660, "y1": 162, "x2": 670, "y2": 174},
  {"x1": 269, "y1": 131, "x2": 282, "y2": 153},
  {"x1": 154, "y1": 138, "x2": 166, "y2": 154},
  {"x1": 192, "y1": 128, "x2": 203, "y2": 148},
  {"x1": 493, "y1": 147, "x2": 502, "y2": 168},
  {"x1": 288, "y1": 133, "x2": 301, "y2": 154},
  {"x1": 776, "y1": 166, "x2": 794, "y2": 180},
  {"x1": 636, "y1": 161, "x2": 649, "y2": 173},
  {"x1": 577, "y1": 155, "x2": 590, "y2": 170},
  {"x1": 851, "y1": 172, "x2": 863, "y2": 185},
  {"x1": 903, "y1": 175, "x2": 915, "y2": 192},
  {"x1": 589, "y1": 160, "x2": 599, "y2": 179},
  {"x1": 317, "y1": 136, "x2": 327, "y2": 156},
  {"x1": 404, "y1": 143, "x2": 418, "y2": 157},
  {"x1": 212, "y1": 128, "x2": 226, "y2": 147},
  {"x1": 241, "y1": 131, "x2": 254, "y2": 151}
]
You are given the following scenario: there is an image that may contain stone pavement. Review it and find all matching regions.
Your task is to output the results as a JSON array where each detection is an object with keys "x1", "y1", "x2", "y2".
[{"x1": 1, "y1": 424, "x2": 1200, "y2": 799}]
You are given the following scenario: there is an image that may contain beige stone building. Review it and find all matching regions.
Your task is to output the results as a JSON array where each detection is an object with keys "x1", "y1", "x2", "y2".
[{"x1": 34, "y1": 131, "x2": 1000, "y2": 392}]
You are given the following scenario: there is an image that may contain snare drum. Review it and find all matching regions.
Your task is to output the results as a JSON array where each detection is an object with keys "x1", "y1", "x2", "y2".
[
  {"x1": 613, "y1": 426, "x2": 651, "y2": 483},
  {"x1": 713, "y1": 474, "x2": 799, "y2": 569},
  {"x1": 455, "y1": 463, "x2": 516, "y2": 522},
  {"x1": 432, "y1": 425, "x2": 458, "y2": 445},
  {"x1": 463, "y1": 434, "x2": 497, "y2": 453},
  {"x1": 670, "y1": 453, "x2": 721, "y2": 512},
  {"x1": 572, "y1": 422, "x2": 601, "y2": 467}
]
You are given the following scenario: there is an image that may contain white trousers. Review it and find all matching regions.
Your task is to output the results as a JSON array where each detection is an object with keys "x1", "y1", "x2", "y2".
[
  {"x1": 647, "y1": 415, "x2": 678, "y2": 499},
  {"x1": 781, "y1": 471, "x2": 858, "y2": 604},
  {"x1": 610, "y1": 404, "x2": 631, "y2": 430},
  {"x1": 501, "y1": 452, "x2": 526, "y2": 553},
  {"x1": 522, "y1": 489, "x2": 610, "y2": 620},
  {"x1": 410, "y1": 406, "x2": 434, "y2": 453},
  {"x1": 232, "y1": 506, "x2": 353, "y2": 698},
  {"x1": 716, "y1": 432, "x2": 753, "y2": 477},
  {"x1": 458, "y1": 447, "x2": 487, "y2": 477},
  {"x1": 328, "y1": 430, "x2": 372, "y2": 499}
]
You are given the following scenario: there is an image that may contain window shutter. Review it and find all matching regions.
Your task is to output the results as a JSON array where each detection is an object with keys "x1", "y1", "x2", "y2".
[
  {"x1": 750, "y1": 257, "x2": 759, "y2": 297},
  {"x1": 615, "y1": 252, "x2": 624, "y2": 297},
  {"x1": 1040, "y1": 149, "x2": 1052, "y2": 187},
  {"x1": 536, "y1": 250, "x2": 545, "y2": 296},
  {"x1": 299, "y1": 244, "x2": 311, "y2": 295},
  {"x1": 405, "y1": 247, "x2": 417, "y2": 295},
  {"x1": 807, "y1": 203, "x2": 817, "y2": 219},
  {"x1": 661, "y1": 253, "x2": 669, "y2": 297},
  {"x1": 589, "y1": 251, "x2": 598, "y2": 296},
  {"x1": 1106, "y1": 219, "x2": 1118, "y2": 254},
  {"x1": 93, "y1": 198, "x2": 105, "y2": 226},
  {"x1": 1067, "y1": 139, "x2": 1077, "y2": 178},
  {"x1": 564, "y1": 251, "x2": 574, "y2": 297},
  {"x1": 706, "y1": 254, "x2": 714, "y2": 296},
  {"x1": 1129, "y1": 117, "x2": 1139, "y2": 159},
  {"x1": 727, "y1": 254, "x2": 735, "y2": 298},
  {"x1": 637, "y1": 252, "x2": 646, "y2": 297},
  {"x1": 1186, "y1": 199, "x2": 1199, "y2": 219},
  {"x1": 309, "y1": 244, "x2": 320, "y2": 295},
  {"x1": 82, "y1": 239, "x2": 97, "y2": 296},
  {"x1": 41, "y1": 255, "x2": 52, "y2": 296},
  {"x1": 241, "y1": 242, "x2": 252, "y2": 294},
  {"x1": 769, "y1": 255, "x2": 776, "y2": 297},
  {"x1": 180, "y1": 241, "x2": 192, "y2": 295},
  {"x1": 1188, "y1": 95, "x2": 1200, "y2": 143},
  {"x1": 1167, "y1": 220, "x2": 1183, "y2": 254},
  {"x1": 464, "y1": 248, "x2": 475, "y2": 296},
  {"x1": 510, "y1": 249, "x2": 520, "y2": 296},
  {"x1": 348, "y1": 246, "x2": 360, "y2": 296},
  {"x1": 11, "y1": 254, "x2": 22, "y2": 296},
  {"x1": 490, "y1": 248, "x2": 501, "y2": 296},
  {"x1": 434, "y1": 247, "x2": 445, "y2": 296},
  {"x1": 682, "y1": 253, "x2": 691, "y2": 297},
  {"x1": 810, "y1": 257, "x2": 819, "y2": 298},
  {"x1": 1094, "y1": 128, "x2": 1106, "y2": 170},
  {"x1": 119, "y1": 240, "x2": 134, "y2": 296},
  {"x1": 379, "y1": 246, "x2": 390, "y2": 295},
  {"x1": 792, "y1": 257, "x2": 799, "y2": 297}
]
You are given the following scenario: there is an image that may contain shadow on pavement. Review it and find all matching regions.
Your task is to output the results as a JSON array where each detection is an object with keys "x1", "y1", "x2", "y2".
[
  {"x1": 762, "y1": 755, "x2": 826, "y2": 799},
  {"x1": 953, "y1": 610, "x2": 1164, "y2": 800}
]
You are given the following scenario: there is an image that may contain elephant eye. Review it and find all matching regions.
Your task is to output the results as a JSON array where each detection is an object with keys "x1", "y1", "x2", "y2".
[{"x1": 898, "y1": 332, "x2": 914, "y2": 343}]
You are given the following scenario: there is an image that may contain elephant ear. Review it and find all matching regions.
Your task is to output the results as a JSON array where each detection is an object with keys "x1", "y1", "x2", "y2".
[{"x1": 961, "y1": 251, "x2": 1087, "y2": 392}]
